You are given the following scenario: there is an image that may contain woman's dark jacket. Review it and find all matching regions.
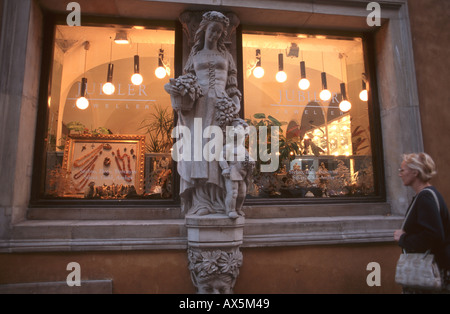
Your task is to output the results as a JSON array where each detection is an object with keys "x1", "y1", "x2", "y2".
[{"x1": 399, "y1": 186, "x2": 450, "y2": 269}]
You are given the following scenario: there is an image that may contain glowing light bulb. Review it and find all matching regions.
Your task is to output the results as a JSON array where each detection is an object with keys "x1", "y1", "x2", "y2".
[
  {"x1": 76, "y1": 97, "x2": 89, "y2": 110},
  {"x1": 359, "y1": 89, "x2": 368, "y2": 101},
  {"x1": 131, "y1": 73, "x2": 143, "y2": 85},
  {"x1": 320, "y1": 89, "x2": 332, "y2": 101},
  {"x1": 298, "y1": 78, "x2": 310, "y2": 90},
  {"x1": 155, "y1": 66, "x2": 167, "y2": 79},
  {"x1": 253, "y1": 66, "x2": 264, "y2": 78},
  {"x1": 276, "y1": 71, "x2": 287, "y2": 83},
  {"x1": 339, "y1": 100, "x2": 352, "y2": 112},
  {"x1": 102, "y1": 82, "x2": 115, "y2": 95}
]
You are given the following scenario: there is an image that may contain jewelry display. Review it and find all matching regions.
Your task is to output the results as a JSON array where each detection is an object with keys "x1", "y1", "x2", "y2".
[
  {"x1": 74, "y1": 161, "x2": 96, "y2": 191},
  {"x1": 114, "y1": 148, "x2": 133, "y2": 182},
  {"x1": 73, "y1": 145, "x2": 102, "y2": 192},
  {"x1": 61, "y1": 134, "x2": 145, "y2": 197},
  {"x1": 84, "y1": 183, "x2": 137, "y2": 199},
  {"x1": 103, "y1": 157, "x2": 111, "y2": 166},
  {"x1": 73, "y1": 144, "x2": 103, "y2": 167}
]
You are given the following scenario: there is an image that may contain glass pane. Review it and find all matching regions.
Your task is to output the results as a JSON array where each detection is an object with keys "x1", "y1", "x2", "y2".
[
  {"x1": 242, "y1": 32, "x2": 375, "y2": 199},
  {"x1": 44, "y1": 25, "x2": 175, "y2": 200}
]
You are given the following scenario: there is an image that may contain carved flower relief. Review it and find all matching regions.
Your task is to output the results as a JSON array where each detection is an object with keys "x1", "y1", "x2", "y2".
[
  {"x1": 218, "y1": 250, "x2": 243, "y2": 274},
  {"x1": 188, "y1": 248, "x2": 243, "y2": 278}
]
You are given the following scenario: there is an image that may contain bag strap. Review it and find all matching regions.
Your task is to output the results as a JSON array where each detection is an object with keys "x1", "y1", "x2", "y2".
[
  {"x1": 426, "y1": 188, "x2": 440, "y2": 214},
  {"x1": 401, "y1": 192, "x2": 420, "y2": 230},
  {"x1": 401, "y1": 187, "x2": 439, "y2": 230}
]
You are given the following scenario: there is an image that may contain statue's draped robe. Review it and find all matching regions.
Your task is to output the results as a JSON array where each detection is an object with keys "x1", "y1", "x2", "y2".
[{"x1": 176, "y1": 49, "x2": 240, "y2": 215}]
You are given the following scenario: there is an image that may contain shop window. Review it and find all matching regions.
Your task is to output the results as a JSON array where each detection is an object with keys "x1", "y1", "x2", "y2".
[
  {"x1": 242, "y1": 32, "x2": 375, "y2": 199},
  {"x1": 42, "y1": 24, "x2": 175, "y2": 200}
]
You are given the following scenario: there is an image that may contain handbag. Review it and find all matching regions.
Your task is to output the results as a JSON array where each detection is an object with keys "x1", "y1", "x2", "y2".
[
  {"x1": 395, "y1": 188, "x2": 443, "y2": 290},
  {"x1": 395, "y1": 250, "x2": 442, "y2": 290}
]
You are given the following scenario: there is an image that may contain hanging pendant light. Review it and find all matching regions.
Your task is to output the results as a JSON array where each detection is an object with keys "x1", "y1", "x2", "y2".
[
  {"x1": 359, "y1": 76, "x2": 368, "y2": 101},
  {"x1": 339, "y1": 83, "x2": 351, "y2": 112},
  {"x1": 320, "y1": 72, "x2": 332, "y2": 101},
  {"x1": 76, "y1": 77, "x2": 89, "y2": 110},
  {"x1": 298, "y1": 60, "x2": 310, "y2": 90},
  {"x1": 155, "y1": 48, "x2": 167, "y2": 79},
  {"x1": 298, "y1": 50, "x2": 310, "y2": 90},
  {"x1": 114, "y1": 31, "x2": 129, "y2": 44},
  {"x1": 76, "y1": 41, "x2": 90, "y2": 110},
  {"x1": 103, "y1": 63, "x2": 115, "y2": 95},
  {"x1": 338, "y1": 53, "x2": 351, "y2": 112},
  {"x1": 253, "y1": 49, "x2": 264, "y2": 78},
  {"x1": 131, "y1": 43, "x2": 143, "y2": 85},
  {"x1": 276, "y1": 53, "x2": 287, "y2": 83},
  {"x1": 102, "y1": 38, "x2": 115, "y2": 95},
  {"x1": 319, "y1": 52, "x2": 331, "y2": 101}
]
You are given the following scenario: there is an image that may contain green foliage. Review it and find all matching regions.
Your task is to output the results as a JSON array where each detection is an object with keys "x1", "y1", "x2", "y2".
[
  {"x1": 65, "y1": 121, "x2": 112, "y2": 135},
  {"x1": 51, "y1": 122, "x2": 112, "y2": 150},
  {"x1": 138, "y1": 104, "x2": 174, "y2": 153},
  {"x1": 245, "y1": 113, "x2": 303, "y2": 172},
  {"x1": 66, "y1": 121, "x2": 86, "y2": 133},
  {"x1": 352, "y1": 125, "x2": 369, "y2": 154}
]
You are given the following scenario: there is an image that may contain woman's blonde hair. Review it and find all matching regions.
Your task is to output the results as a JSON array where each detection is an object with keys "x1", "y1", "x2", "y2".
[{"x1": 402, "y1": 152, "x2": 437, "y2": 182}]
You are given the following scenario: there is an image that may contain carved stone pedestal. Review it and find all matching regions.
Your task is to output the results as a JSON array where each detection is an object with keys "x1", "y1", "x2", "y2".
[{"x1": 186, "y1": 214, "x2": 244, "y2": 294}]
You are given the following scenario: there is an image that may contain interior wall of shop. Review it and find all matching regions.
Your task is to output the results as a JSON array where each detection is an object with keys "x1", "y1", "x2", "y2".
[
  {"x1": 0, "y1": 243, "x2": 401, "y2": 294},
  {"x1": 407, "y1": 0, "x2": 450, "y2": 205},
  {"x1": 0, "y1": 0, "x2": 445, "y2": 294}
]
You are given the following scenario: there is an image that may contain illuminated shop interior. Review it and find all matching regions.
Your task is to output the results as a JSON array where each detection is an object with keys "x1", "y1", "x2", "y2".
[
  {"x1": 45, "y1": 25, "x2": 175, "y2": 199},
  {"x1": 242, "y1": 32, "x2": 374, "y2": 198},
  {"x1": 43, "y1": 25, "x2": 375, "y2": 199}
]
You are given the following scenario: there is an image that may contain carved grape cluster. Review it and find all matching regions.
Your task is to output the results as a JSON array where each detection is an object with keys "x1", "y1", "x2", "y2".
[
  {"x1": 173, "y1": 73, "x2": 203, "y2": 101},
  {"x1": 215, "y1": 95, "x2": 238, "y2": 129}
]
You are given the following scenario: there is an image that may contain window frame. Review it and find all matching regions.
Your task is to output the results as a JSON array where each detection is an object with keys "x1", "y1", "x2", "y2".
[
  {"x1": 238, "y1": 25, "x2": 386, "y2": 206},
  {"x1": 30, "y1": 13, "x2": 183, "y2": 208},
  {"x1": 30, "y1": 13, "x2": 386, "y2": 209}
]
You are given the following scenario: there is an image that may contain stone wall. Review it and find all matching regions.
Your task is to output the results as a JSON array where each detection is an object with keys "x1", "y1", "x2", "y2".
[
  {"x1": 0, "y1": 243, "x2": 401, "y2": 294},
  {"x1": 407, "y1": 0, "x2": 450, "y2": 205}
]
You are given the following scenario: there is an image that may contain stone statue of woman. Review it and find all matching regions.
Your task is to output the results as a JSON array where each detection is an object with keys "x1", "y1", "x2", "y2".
[{"x1": 165, "y1": 11, "x2": 241, "y2": 215}]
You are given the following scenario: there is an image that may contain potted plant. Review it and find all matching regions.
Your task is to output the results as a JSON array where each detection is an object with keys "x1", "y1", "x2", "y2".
[
  {"x1": 245, "y1": 113, "x2": 303, "y2": 197},
  {"x1": 138, "y1": 104, "x2": 174, "y2": 154}
]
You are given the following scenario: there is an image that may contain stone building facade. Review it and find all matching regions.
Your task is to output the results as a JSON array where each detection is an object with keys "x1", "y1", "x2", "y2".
[{"x1": 0, "y1": 0, "x2": 448, "y2": 294}]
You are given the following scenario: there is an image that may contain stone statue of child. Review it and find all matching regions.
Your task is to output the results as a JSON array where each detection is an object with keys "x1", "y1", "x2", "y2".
[{"x1": 219, "y1": 118, "x2": 255, "y2": 219}]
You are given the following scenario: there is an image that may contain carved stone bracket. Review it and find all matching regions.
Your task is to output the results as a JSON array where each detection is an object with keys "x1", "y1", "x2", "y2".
[
  {"x1": 187, "y1": 246, "x2": 243, "y2": 294},
  {"x1": 186, "y1": 214, "x2": 244, "y2": 294}
]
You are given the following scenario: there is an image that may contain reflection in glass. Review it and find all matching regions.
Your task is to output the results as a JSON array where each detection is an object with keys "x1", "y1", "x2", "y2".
[
  {"x1": 243, "y1": 32, "x2": 374, "y2": 199},
  {"x1": 43, "y1": 25, "x2": 175, "y2": 200}
]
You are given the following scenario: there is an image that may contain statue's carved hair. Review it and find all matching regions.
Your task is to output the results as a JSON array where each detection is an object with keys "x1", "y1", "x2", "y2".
[{"x1": 202, "y1": 11, "x2": 230, "y2": 27}]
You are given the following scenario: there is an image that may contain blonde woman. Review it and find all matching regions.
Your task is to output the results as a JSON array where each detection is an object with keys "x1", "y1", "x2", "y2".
[{"x1": 394, "y1": 152, "x2": 450, "y2": 293}]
